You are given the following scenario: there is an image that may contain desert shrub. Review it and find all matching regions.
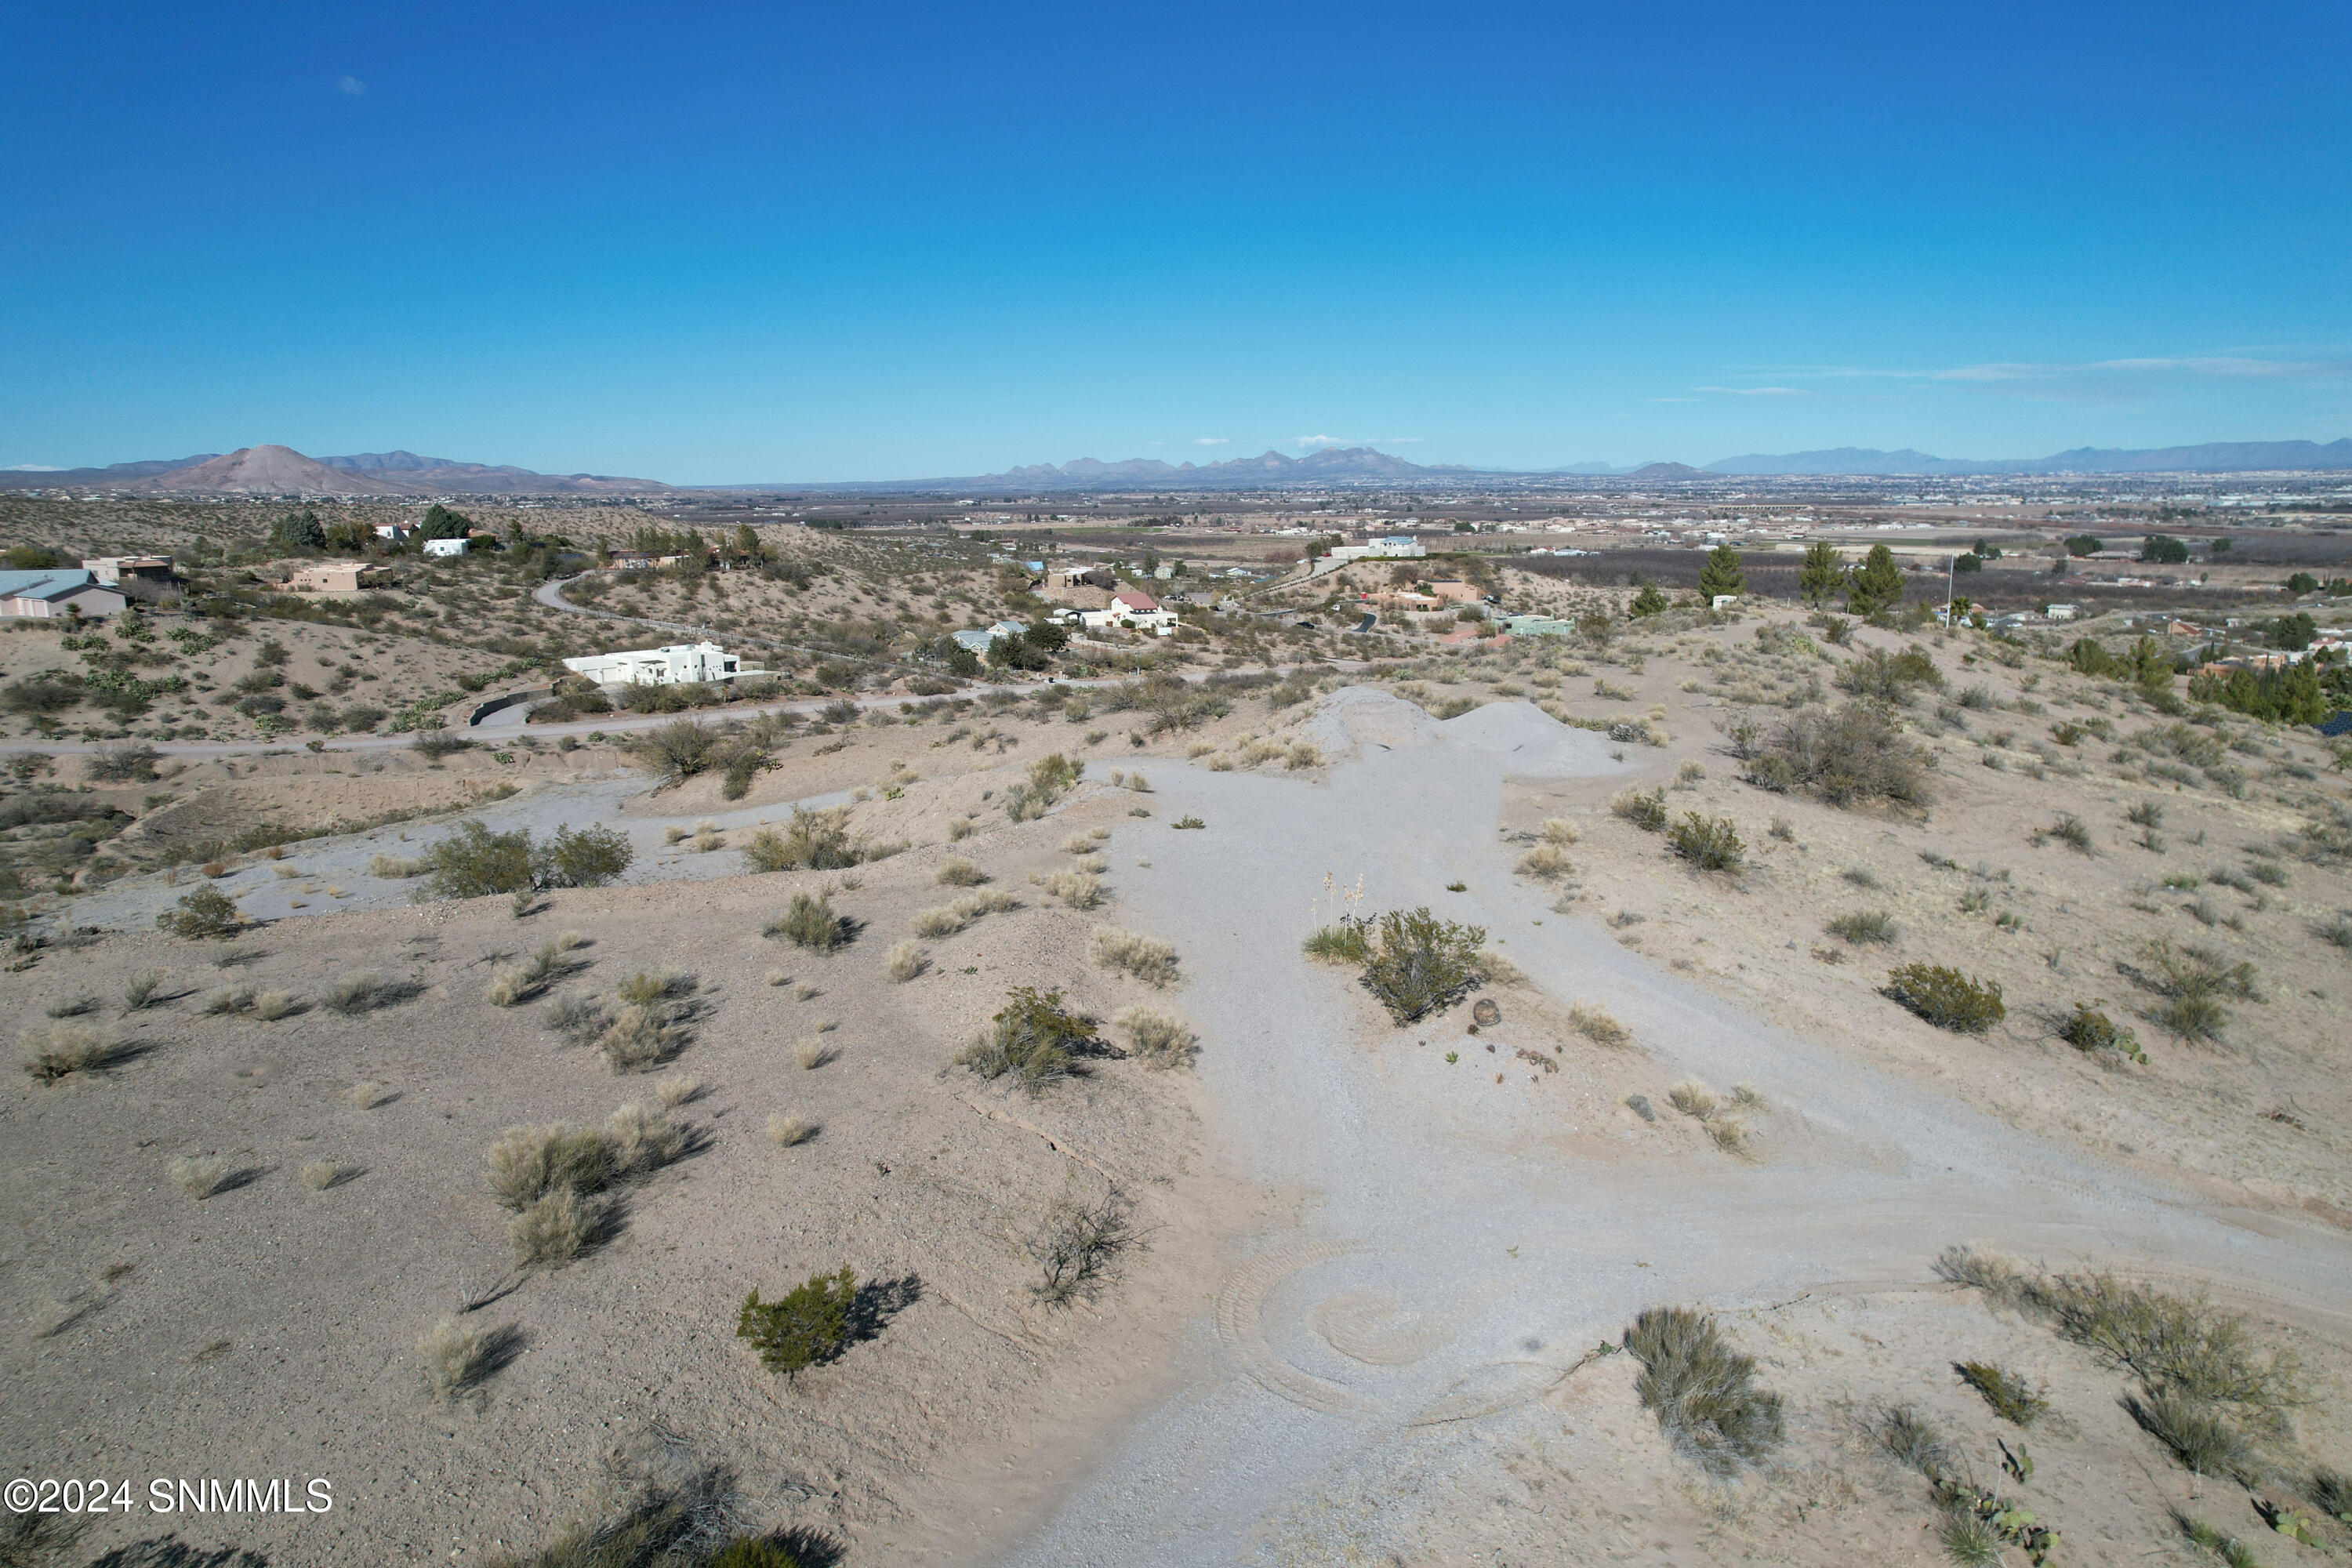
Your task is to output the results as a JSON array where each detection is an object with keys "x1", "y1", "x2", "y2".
[
  {"x1": 883, "y1": 941, "x2": 928, "y2": 982},
  {"x1": 1884, "y1": 963, "x2": 2005, "y2": 1033},
  {"x1": 544, "y1": 989, "x2": 604, "y2": 1038},
  {"x1": 1665, "y1": 812, "x2": 1743, "y2": 870},
  {"x1": 169, "y1": 1155, "x2": 230, "y2": 1199},
  {"x1": 935, "y1": 856, "x2": 987, "y2": 885},
  {"x1": 2128, "y1": 1385, "x2": 2252, "y2": 1477},
  {"x1": 299, "y1": 1160, "x2": 343, "y2": 1191},
  {"x1": 251, "y1": 989, "x2": 300, "y2": 1021},
  {"x1": 1516, "y1": 842, "x2": 1573, "y2": 879},
  {"x1": 603, "y1": 1102, "x2": 688, "y2": 1175},
  {"x1": 767, "y1": 892, "x2": 849, "y2": 951},
  {"x1": 485, "y1": 1123, "x2": 615, "y2": 1210},
  {"x1": 910, "y1": 906, "x2": 964, "y2": 938},
  {"x1": 419, "y1": 1316, "x2": 491, "y2": 1398},
  {"x1": 2127, "y1": 938, "x2": 2256, "y2": 1044},
  {"x1": 2314, "y1": 911, "x2": 2352, "y2": 950},
  {"x1": 737, "y1": 1267, "x2": 856, "y2": 1377},
  {"x1": 157, "y1": 885, "x2": 239, "y2": 939},
  {"x1": 597, "y1": 1003, "x2": 685, "y2": 1072},
  {"x1": 1112, "y1": 1005, "x2": 1196, "y2": 1069},
  {"x1": 767, "y1": 1112, "x2": 815, "y2": 1147},
  {"x1": 1089, "y1": 927, "x2": 1179, "y2": 987},
  {"x1": 1301, "y1": 919, "x2": 1373, "y2": 964},
  {"x1": 1004, "y1": 752, "x2": 1083, "y2": 822},
  {"x1": 1032, "y1": 869, "x2": 1105, "y2": 909},
  {"x1": 1826, "y1": 909, "x2": 1895, "y2": 944},
  {"x1": 1835, "y1": 644, "x2": 1944, "y2": 702},
  {"x1": 205, "y1": 986, "x2": 255, "y2": 1016},
  {"x1": 1622, "y1": 1306, "x2": 1786, "y2": 1475},
  {"x1": 423, "y1": 819, "x2": 536, "y2": 898},
  {"x1": 1748, "y1": 702, "x2": 1929, "y2": 808},
  {"x1": 539, "y1": 823, "x2": 633, "y2": 888},
  {"x1": 88, "y1": 743, "x2": 161, "y2": 782},
  {"x1": 369, "y1": 851, "x2": 429, "y2": 878},
  {"x1": 1612, "y1": 786, "x2": 1668, "y2": 830},
  {"x1": 955, "y1": 985, "x2": 1094, "y2": 1094},
  {"x1": 2057, "y1": 1004, "x2": 2146, "y2": 1062},
  {"x1": 1566, "y1": 1002, "x2": 1629, "y2": 1047},
  {"x1": 510, "y1": 1188, "x2": 597, "y2": 1267},
  {"x1": 412, "y1": 732, "x2": 475, "y2": 760},
  {"x1": 1875, "y1": 1404, "x2": 1952, "y2": 1477},
  {"x1": 20, "y1": 1022, "x2": 125, "y2": 1083},
  {"x1": 2043, "y1": 812, "x2": 2095, "y2": 855},
  {"x1": 1540, "y1": 816, "x2": 1579, "y2": 844},
  {"x1": 742, "y1": 806, "x2": 862, "y2": 873},
  {"x1": 1955, "y1": 1360, "x2": 2049, "y2": 1426},
  {"x1": 1029, "y1": 1189, "x2": 1134, "y2": 1306},
  {"x1": 1359, "y1": 906, "x2": 1487, "y2": 1024},
  {"x1": 123, "y1": 969, "x2": 165, "y2": 1011}
]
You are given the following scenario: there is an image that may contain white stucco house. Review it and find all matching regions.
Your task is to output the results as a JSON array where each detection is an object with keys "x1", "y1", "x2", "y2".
[
  {"x1": 423, "y1": 537, "x2": 470, "y2": 557},
  {"x1": 1327, "y1": 535, "x2": 1426, "y2": 563},
  {"x1": 562, "y1": 641, "x2": 748, "y2": 687},
  {"x1": 1079, "y1": 588, "x2": 1179, "y2": 636}
]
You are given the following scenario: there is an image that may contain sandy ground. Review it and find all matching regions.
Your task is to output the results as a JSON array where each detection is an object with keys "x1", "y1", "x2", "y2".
[{"x1": 7, "y1": 633, "x2": 2352, "y2": 1566}]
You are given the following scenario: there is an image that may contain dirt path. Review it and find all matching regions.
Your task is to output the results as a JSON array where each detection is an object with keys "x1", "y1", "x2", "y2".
[{"x1": 989, "y1": 691, "x2": 2352, "y2": 1566}]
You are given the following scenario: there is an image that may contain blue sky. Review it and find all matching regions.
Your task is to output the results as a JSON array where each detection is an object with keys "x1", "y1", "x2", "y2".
[{"x1": 4, "y1": 0, "x2": 2348, "y2": 482}]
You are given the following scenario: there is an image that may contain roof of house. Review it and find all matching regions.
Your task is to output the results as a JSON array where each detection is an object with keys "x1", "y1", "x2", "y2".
[
  {"x1": 1109, "y1": 586, "x2": 1160, "y2": 612},
  {"x1": 0, "y1": 568, "x2": 98, "y2": 601}
]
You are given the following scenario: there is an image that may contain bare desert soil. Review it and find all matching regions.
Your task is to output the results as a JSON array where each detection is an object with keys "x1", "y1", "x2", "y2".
[{"x1": 7, "y1": 604, "x2": 2352, "y2": 1568}]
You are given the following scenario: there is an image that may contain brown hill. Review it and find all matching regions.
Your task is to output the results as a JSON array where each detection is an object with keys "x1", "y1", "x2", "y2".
[{"x1": 113, "y1": 445, "x2": 673, "y2": 497}]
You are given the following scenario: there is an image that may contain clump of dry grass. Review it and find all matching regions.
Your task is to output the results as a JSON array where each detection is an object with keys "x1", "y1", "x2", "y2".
[
  {"x1": 543, "y1": 989, "x2": 604, "y2": 1037},
  {"x1": 123, "y1": 969, "x2": 166, "y2": 1011},
  {"x1": 169, "y1": 1155, "x2": 230, "y2": 1199},
  {"x1": 345, "y1": 1079, "x2": 390, "y2": 1108},
  {"x1": 911, "y1": 906, "x2": 964, "y2": 938},
  {"x1": 1566, "y1": 1002, "x2": 1630, "y2": 1047},
  {"x1": 1622, "y1": 1305, "x2": 1785, "y2": 1475},
  {"x1": 486, "y1": 1124, "x2": 613, "y2": 1210},
  {"x1": 1539, "y1": 817, "x2": 1579, "y2": 845},
  {"x1": 767, "y1": 1112, "x2": 816, "y2": 1147},
  {"x1": 1112, "y1": 1005, "x2": 1196, "y2": 1069},
  {"x1": 1516, "y1": 843, "x2": 1574, "y2": 880},
  {"x1": 1667, "y1": 1077, "x2": 1748, "y2": 1153},
  {"x1": 884, "y1": 941, "x2": 929, "y2": 982},
  {"x1": 935, "y1": 856, "x2": 988, "y2": 885},
  {"x1": 510, "y1": 1188, "x2": 596, "y2": 1267},
  {"x1": 955, "y1": 888, "x2": 1019, "y2": 917},
  {"x1": 418, "y1": 1316, "x2": 489, "y2": 1398},
  {"x1": 20, "y1": 1022, "x2": 127, "y2": 1083},
  {"x1": 1033, "y1": 869, "x2": 1105, "y2": 909},
  {"x1": 299, "y1": 1160, "x2": 346, "y2": 1191},
  {"x1": 793, "y1": 1037, "x2": 836, "y2": 1070},
  {"x1": 368, "y1": 852, "x2": 428, "y2": 878},
  {"x1": 655, "y1": 1073, "x2": 699, "y2": 1109},
  {"x1": 1089, "y1": 927, "x2": 1179, "y2": 987},
  {"x1": 250, "y1": 989, "x2": 300, "y2": 1021}
]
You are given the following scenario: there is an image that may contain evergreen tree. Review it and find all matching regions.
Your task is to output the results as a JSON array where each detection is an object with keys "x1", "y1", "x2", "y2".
[
  {"x1": 268, "y1": 507, "x2": 325, "y2": 550},
  {"x1": 1796, "y1": 541, "x2": 1844, "y2": 608},
  {"x1": 1846, "y1": 544, "x2": 1905, "y2": 616},
  {"x1": 1628, "y1": 579, "x2": 1668, "y2": 618},
  {"x1": 418, "y1": 503, "x2": 474, "y2": 541},
  {"x1": 1697, "y1": 544, "x2": 1746, "y2": 601}
]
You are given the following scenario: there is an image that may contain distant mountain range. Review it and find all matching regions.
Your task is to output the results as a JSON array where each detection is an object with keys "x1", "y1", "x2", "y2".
[
  {"x1": 6, "y1": 436, "x2": 2350, "y2": 499},
  {"x1": 0, "y1": 444, "x2": 671, "y2": 496}
]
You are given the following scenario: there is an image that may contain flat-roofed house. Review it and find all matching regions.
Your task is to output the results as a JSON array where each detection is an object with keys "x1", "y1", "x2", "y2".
[{"x1": 562, "y1": 641, "x2": 746, "y2": 687}]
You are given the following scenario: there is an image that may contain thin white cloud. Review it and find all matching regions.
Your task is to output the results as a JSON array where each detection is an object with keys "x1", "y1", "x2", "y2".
[
  {"x1": 1192, "y1": 437, "x2": 1230, "y2": 445},
  {"x1": 1933, "y1": 355, "x2": 2352, "y2": 383},
  {"x1": 336, "y1": 75, "x2": 368, "y2": 96},
  {"x1": 1294, "y1": 434, "x2": 1422, "y2": 448},
  {"x1": 1693, "y1": 385, "x2": 1815, "y2": 397},
  {"x1": 5, "y1": 463, "x2": 63, "y2": 471}
]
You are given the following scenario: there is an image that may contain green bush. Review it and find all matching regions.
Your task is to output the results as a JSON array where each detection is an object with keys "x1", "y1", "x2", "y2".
[
  {"x1": 1359, "y1": 907, "x2": 1486, "y2": 1024},
  {"x1": 157, "y1": 885, "x2": 239, "y2": 939},
  {"x1": 1301, "y1": 920, "x2": 1373, "y2": 964},
  {"x1": 1955, "y1": 1360, "x2": 2049, "y2": 1426},
  {"x1": 2126, "y1": 938, "x2": 2256, "y2": 1045},
  {"x1": 737, "y1": 1267, "x2": 856, "y2": 1377},
  {"x1": 2187, "y1": 661, "x2": 2328, "y2": 724},
  {"x1": 539, "y1": 823, "x2": 633, "y2": 888},
  {"x1": 1884, "y1": 963, "x2": 2005, "y2": 1033},
  {"x1": 1826, "y1": 909, "x2": 1896, "y2": 944},
  {"x1": 764, "y1": 892, "x2": 848, "y2": 951},
  {"x1": 742, "y1": 806, "x2": 861, "y2": 872},
  {"x1": 954, "y1": 985, "x2": 1094, "y2": 1093},
  {"x1": 1623, "y1": 1306, "x2": 1785, "y2": 1475},
  {"x1": 423, "y1": 818, "x2": 535, "y2": 898},
  {"x1": 1665, "y1": 812, "x2": 1744, "y2": 871},
  {"x1": 2058, "y1": 1004, "x2": 2146, "y2": 1062},
  {"x1": 1834, "y1": 644, "x2": 1944, "y2": 702},
  {"x1": 1747, "y1": 702, "x2": 1930, "y2": 808},
  {"x1": 1004, "y1": 752, "x2": 1084, "y2": 821},
  {"x1": 1612, "y1": 786, "x2": 1668, "y2": 831}
]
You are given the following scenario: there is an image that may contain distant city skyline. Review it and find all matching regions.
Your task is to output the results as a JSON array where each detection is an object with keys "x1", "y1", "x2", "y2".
[{"x1": 4, "y1": 0, "x2": 2347, "y2": 484}]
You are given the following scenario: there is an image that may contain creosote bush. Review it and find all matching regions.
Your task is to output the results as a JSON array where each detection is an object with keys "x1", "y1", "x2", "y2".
[
  {"x1": 1884, "y1": 963, "x2": 2005, "y2": 1033},
  {"x1": 742, "y1": 807, "x2": 862, "y2": 873},
  {"x1": 1089, "y1": 927, "x2": 1180, "y2": 987},
  {"x1": 157, "y1": 885, "x2": 239, "y2": 939},
  {"x1": 1029, "y1": 1189, "x2": 1135, "y2": 1306},
  {"x1": 1955, "y1": 1360, "x2": 2049, "y2": 1426},
  {"x1": 737, "y1": 1267, "x2": 856, "y2": 1377},
  {"x1": 765, "y1": 892, "x2": 848, "y2": 951},
  {"x1": 2057, "y1": 1004, "x2": 2147, "y2": 1063},
  {"x1": 955, "y1": 985, "x2": 1094, "y2": 1094},
  {"x1": 1665, "y1": 812, "x2": 1744, "y2": 871},
  {"x1": 1357, "y1": 907, "x2": 1486, "y2": 1024},
  {"x1": 1622, "y1": 1306, "x2": 1786, "y2": 1475},
  {"x1": 1744, "y1": 702, "x2": 1929, "y2": 808}
]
